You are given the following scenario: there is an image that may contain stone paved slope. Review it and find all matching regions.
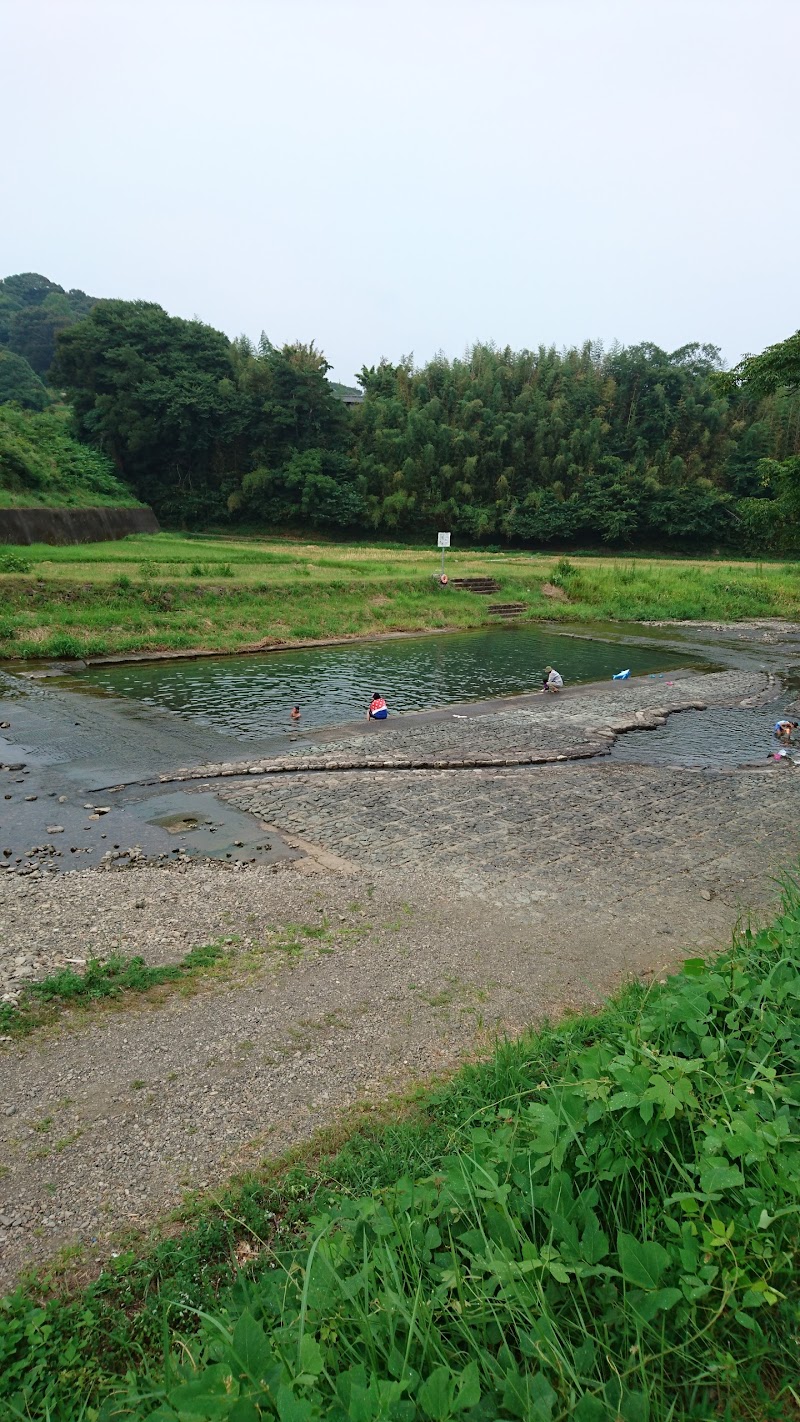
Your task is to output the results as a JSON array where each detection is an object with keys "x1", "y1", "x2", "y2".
[{"x1": 1, "y1": 665, "x2": 797, "y2": 1289}]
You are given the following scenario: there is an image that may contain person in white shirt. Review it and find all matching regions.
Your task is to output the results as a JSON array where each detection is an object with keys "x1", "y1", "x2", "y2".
[{"x1": 542, "y1": 666, "x2": 563, "y2": 693}]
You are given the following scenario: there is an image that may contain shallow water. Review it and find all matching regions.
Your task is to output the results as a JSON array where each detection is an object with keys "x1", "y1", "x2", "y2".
[
  {"x1": 610, "y1": 699, "x2": 796, "y2": 769},
  {"x1": 75, "y1": 625, "x2": 700, "y2": 738}
]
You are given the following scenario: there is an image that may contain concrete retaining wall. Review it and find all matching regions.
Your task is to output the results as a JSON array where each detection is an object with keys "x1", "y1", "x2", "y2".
[{"x1": 0, "y1": 506, "x2": 160, "y2": 546}]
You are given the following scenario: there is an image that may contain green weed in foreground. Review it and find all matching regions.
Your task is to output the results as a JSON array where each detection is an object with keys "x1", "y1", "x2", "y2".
[
  {"x1": 0, "y1": 552, "x2": 33, "y2": 574},
  {"x1": 2, "y1": 891, "x2": 799, "y2": 1420},
  {"x1": 0, "y1": 942, "x2": 228, "y2": 1036}
]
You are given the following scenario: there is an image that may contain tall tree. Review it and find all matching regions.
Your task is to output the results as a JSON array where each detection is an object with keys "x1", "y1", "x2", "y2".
[
  {"x1": 53, "y1": 300, "x2": 246, "y2": 518},
  {"x1": 0, "y1": 273, "x2": 96, "y2": 376},
  {"x1": 720, "y1": 329, "x2": 800, "y2": 397}
]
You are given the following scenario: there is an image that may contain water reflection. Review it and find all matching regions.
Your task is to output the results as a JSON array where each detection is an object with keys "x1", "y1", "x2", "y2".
[{"x1": 77, "y1": 626, "x2": 699, "y2": 739}]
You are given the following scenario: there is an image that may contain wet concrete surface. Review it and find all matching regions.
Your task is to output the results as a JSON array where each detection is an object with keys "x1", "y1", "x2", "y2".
[{"x1": 0, "y1": 670, "x2": 307, "y2": 876}]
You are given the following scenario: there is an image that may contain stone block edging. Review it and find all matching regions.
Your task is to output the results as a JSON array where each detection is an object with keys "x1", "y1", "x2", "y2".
[{"x1": 155, "y1": 699, "x2": 710, "y2": 786}]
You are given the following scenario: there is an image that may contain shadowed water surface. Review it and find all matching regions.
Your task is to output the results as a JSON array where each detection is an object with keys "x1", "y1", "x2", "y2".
[{"x1": 76, "y1": 626, "x2": 699, "y2": 737}]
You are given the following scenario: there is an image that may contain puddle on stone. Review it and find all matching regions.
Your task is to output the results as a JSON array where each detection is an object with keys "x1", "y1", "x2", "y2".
[
  {"x1": 151, "y1": 811, "x2": 211, "y2": 834},
  {"x1": 124, "y1": 790, "x2": 301, "y2": 865}
]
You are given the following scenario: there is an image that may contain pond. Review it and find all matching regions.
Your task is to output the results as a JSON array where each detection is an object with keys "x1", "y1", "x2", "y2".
[{"x1": 75, "y1": 625, "x2": 702, "y2": 739}]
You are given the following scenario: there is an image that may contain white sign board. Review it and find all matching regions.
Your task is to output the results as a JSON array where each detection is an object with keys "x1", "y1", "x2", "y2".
[{"x1": 437, "y1": 532, "x2": 451, "y2": 548}]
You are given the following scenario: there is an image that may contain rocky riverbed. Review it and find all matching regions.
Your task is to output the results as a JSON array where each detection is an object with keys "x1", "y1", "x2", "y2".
[{"x1": 1, "y1": 647, "x2": 799, "y2": 1288}]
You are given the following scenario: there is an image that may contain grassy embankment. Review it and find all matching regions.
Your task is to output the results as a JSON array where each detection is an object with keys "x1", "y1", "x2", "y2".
[
  {"x1": 2, "y1": 533, "x2": 800, "y2": 661},
  {"x1": 0, "y1": 405, "x2": 141, "y2": 509},
  {"x1": 1, "y1": 886, "x2": 798, "y2": 1420}
]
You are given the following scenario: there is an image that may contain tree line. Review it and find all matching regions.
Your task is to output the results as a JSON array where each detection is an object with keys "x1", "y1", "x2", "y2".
[
  {"x1": 2, "y1": 272, "x2": 799, "y2": 550},
  {"x1": 0, "y1": 272, "x2": 95, "y2": 411}
]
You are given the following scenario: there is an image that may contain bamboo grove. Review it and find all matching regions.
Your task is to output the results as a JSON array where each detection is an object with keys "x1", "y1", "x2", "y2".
[{"x1": 3, "y1": 274, "x2": 799, "y2": 551}]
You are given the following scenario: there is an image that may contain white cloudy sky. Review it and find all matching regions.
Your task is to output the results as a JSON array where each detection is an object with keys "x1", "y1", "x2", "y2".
[{"x1": 2, "y1": 0, "x2": 798, "y2": 381}]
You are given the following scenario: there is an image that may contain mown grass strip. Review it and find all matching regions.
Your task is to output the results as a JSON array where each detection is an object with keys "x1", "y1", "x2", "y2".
[{"x1": 2, "y1": 886, "x2": 799, "y2": 1420}]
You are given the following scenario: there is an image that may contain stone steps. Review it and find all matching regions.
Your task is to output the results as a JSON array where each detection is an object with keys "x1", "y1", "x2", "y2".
[
  {"x1": 488, "y1": 602, "x2": 526, "y2": 617},
  {"x1": 450, "y1": 577, "x2": 501, "y2": 594}
]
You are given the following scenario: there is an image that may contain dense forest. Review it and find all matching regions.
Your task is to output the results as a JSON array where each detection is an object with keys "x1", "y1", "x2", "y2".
[
  {"x1": 0, "y1": 273, "x2": 95, "y2": 393},
  {"x1": 2, "y1": 271, "x2": 799, "y2": 550}
]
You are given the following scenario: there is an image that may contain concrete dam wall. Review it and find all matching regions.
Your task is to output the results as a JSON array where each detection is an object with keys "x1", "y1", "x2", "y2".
[{"x1": 0, "y1": 506, "x2": 160, "y2": 546}]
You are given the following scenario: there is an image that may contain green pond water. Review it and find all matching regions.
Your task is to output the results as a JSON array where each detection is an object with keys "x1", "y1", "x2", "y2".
[{"x1": 76, "y1": 625, "x2": 701, "y2": 739}]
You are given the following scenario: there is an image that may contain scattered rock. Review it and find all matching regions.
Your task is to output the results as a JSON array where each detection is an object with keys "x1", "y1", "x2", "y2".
[{"x1": 46, "y1": 826, "x2": 65, "y2": 835}]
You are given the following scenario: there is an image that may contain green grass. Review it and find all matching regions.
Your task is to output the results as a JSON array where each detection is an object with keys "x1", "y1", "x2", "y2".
[
  {"x1": 0, "y1": 927, "x2": 341, "y2": 1039},
  {"x1": 1, "y1": 533, "x2": 800, "y2": 661},
  {"x1": 1, "y1": 885, "x2": 798, "y2": 1420},
  {"x1": 0, "y1": 942, "x2": 229, "y2": 1037},
  {"x1": 0, "y1": 404, "x2": 142, "y2": 509}
]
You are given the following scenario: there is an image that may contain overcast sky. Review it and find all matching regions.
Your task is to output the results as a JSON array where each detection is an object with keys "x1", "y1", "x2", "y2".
[{"x1": 2, "y1": 0, "x2": 798, "y2": 382}]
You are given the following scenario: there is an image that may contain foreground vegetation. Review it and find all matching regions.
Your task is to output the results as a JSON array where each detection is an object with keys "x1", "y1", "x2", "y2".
[
  {"x1": 2, "y1": 533, "x2": 800, "y2": 661},
  {"x1": 1, "y1": 884, "x2": 798, "y2": 1420}
]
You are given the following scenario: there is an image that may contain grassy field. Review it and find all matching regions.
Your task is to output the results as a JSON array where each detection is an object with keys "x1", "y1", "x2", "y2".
[
  {"x1": 1, "y1": 882, "x2": 798, "y2": 1420},
  {"x1": 1, "y1": 532, "x2": 800, "y2": 661}
]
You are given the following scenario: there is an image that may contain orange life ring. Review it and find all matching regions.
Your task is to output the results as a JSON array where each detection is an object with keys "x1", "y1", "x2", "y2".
[{"x1": 439, "y1": 573, "x2": 449, "y2": 586}]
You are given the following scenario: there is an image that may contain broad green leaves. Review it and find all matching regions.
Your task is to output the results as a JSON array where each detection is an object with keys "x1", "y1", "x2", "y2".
[{"x1": 617, "y1": 1234, "x2": 670, "y2": 1290}]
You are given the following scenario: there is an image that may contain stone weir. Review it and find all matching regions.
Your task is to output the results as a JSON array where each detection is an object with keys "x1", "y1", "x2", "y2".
[
  {"x1": 154, "y1": 670, "x2": 777, "y2": 787},
  {"x1": 0, "y1": 505, "x2": 160, "y2": 546}
]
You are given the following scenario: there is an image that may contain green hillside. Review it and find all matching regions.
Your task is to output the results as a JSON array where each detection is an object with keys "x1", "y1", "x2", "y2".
[
  {"x1": 0, "y1": 271, "x2": 94, "y2": 377},
  {"x1": 0, "y1": 405, "x2": 140, "y2": 508},
  {"x1": 0, "y1": 271, "x2": 96, "y2": 411}
]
